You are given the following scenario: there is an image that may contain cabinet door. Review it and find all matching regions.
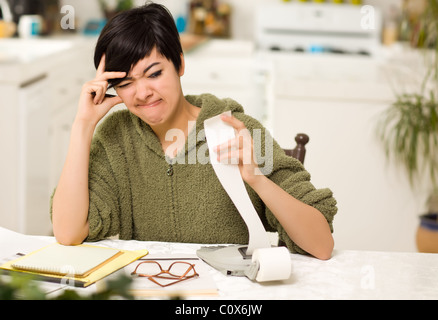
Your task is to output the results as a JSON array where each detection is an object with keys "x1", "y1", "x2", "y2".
[
  {"x1": 18, "y1": 76, "x2": 52, "y2": 235},
  {"x1": 0, "y1": 85, "x2": 20, "y2": 232}
]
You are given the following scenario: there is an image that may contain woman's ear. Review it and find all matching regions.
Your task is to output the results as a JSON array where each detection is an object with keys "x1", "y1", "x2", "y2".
[{"x1": 178, "y1": 53, "x2": 185, "y2": 77}]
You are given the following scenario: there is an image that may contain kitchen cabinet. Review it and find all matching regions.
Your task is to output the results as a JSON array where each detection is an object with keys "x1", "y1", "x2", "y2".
[
  {"x1": 0, "y1": 37, "x2": 96, "y2": 236},
  {"x1": 0, "y1": 74, "x2": 52, "y2": 236},
  {"x1": 264, "y1": 51, "x2": 429, "y2": 252},
  {"x1": 0, "y1": 83, "x2": 22, "y2": 234}
]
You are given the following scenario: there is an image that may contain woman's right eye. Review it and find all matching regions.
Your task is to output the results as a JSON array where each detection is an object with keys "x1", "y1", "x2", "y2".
[{"x1": 117, "y1": 82, "x2": 131, "y2": 89}]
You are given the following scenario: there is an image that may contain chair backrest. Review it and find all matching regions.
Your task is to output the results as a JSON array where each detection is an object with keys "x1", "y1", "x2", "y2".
[{"x1": 283, "y1": 133, "x2": 309, "y2": 164}]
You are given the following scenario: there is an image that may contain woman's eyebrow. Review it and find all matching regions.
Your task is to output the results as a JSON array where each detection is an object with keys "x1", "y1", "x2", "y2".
[{"x1": 123, "y1": 62, "x2": 161, "y2": 81}]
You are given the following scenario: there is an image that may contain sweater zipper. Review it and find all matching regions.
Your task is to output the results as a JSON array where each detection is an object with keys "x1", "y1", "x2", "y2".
[
  {"x1": 167, "y1": 162, "x2": 180, "y2": 241},
  {"x1": 166, "y1": 164, "x2": 174, "y2": 176}
]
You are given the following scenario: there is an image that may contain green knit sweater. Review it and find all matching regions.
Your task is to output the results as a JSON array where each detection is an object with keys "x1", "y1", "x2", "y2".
[{"x1": 73, "y1": 94, "x2": 337, "y2": 254}]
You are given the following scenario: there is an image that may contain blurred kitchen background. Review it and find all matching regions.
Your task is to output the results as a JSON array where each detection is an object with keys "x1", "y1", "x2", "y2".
[{"x1": 1, "y1": 0, "x2": 437, "y2": 253}]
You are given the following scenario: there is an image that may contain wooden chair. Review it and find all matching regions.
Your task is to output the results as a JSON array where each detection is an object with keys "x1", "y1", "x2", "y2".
[{"x1": 283, "y1": 133, "x2": 309, "y2": 164}]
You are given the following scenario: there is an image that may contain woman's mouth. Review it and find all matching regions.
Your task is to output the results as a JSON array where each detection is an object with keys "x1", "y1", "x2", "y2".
[{"x1": 137, "y1": 99, "x2": 162, "y2": 108}]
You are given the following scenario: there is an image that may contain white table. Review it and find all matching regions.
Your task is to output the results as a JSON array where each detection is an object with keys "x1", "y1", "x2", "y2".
[{"x1": 1, "y1": 226, "x2": 438, "y2": 300}]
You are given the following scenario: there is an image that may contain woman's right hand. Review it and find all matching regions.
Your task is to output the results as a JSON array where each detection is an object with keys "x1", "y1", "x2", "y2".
[{"x1": 75, "y1": 54, "x2": 126, "y2": 126}]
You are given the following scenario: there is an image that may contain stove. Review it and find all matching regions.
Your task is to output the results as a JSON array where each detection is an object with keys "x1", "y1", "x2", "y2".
[{"x1": 255, "y1": 2, "x2": 382, "y2": 57}]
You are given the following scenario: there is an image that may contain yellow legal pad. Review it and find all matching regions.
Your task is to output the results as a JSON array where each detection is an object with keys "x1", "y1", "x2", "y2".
[{"x1": 0, "y1": 243, "x2": 148, "y2": 287}]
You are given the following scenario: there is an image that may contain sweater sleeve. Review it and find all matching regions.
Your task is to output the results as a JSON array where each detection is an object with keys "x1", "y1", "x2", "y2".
[
  {"x1": 266, "y1": 151, "x2": 338, "y2": 254},
  {"x1": 85, "y1": 136, "x2": 121, "y2": 241},
  {"x1": 48, "y1": 131, "x2": 122, "y2": 242}
]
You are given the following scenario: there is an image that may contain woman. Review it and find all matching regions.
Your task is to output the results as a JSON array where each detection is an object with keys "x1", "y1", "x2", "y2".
[{"x1": 51, "y1": 2, "x2": 337, "y2": 260}]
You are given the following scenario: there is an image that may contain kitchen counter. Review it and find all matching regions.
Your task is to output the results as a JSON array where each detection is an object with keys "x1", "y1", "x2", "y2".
[{"x1": 0, "y1": 35, "x2": 97, "y2": 85}]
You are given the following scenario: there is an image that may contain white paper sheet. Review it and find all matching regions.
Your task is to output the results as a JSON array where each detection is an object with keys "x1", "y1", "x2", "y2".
[{"x1": 204, "y1": 111, "x2": 271, "y2": 254}]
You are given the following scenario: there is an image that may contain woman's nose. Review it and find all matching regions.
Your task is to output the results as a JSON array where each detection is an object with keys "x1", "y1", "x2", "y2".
[{"x1": 134, "y1": 78, "x2": 153, "y2": 101}]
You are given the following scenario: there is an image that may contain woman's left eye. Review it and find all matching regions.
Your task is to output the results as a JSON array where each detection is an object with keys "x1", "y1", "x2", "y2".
[{"x1": 149, "y1": 70, "x2": 162, "y2": 79}]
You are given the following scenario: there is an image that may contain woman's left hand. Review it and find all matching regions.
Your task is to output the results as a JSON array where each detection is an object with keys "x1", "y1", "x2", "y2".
[{"x1": 215, "y1": 114, "x2": 263, "y2": 186}]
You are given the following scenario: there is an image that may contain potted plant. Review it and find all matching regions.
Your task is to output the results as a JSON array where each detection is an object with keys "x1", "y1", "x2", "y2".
[{"x1": 377, "y1": 0, "x2": 438, "y2": 252}]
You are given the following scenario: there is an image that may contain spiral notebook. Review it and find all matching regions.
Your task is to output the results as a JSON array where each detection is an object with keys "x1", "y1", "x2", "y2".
[{"x1": 10, "y1": 243, "x2": 122, "y2": 278}]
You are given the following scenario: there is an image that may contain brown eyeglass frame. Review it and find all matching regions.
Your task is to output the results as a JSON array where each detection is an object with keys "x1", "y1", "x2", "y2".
[{"x1": 131, "y1": 260, "x2": 199, "y2": 287}]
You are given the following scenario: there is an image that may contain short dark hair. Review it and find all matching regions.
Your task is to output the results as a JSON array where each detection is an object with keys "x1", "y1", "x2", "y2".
[{"x1": 94, "y1": 2, "x2": 183, "y2": 88}]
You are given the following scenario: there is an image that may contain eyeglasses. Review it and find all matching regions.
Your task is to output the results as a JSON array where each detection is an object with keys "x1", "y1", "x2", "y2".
[{"x1": 131, "y1": 260, "x2": 199, "y2": 287}]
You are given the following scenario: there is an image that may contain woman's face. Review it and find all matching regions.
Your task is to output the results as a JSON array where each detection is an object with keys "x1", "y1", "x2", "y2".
[{"x1": 114, "y1": 47, "x2": 184, "y2": 128}]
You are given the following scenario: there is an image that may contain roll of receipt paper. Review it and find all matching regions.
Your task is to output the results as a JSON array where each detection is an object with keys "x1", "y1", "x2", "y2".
[{"x1": 246, "y1": 247, "x2": 291, "y2": 282}]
